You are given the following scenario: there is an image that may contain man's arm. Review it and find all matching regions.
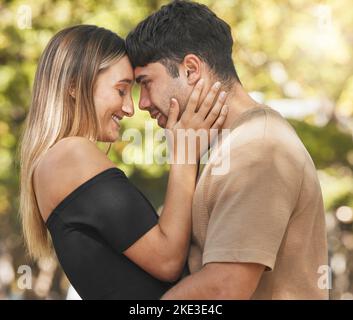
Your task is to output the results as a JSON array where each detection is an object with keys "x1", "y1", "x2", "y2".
[{"x1": 161, "y1": 262, "x2": 265, "y2": 300}]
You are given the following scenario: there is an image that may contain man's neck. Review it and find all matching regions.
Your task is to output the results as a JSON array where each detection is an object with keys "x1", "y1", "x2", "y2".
[{"x1": 221, "y1": 82, "x2": 262, "y2": 130}]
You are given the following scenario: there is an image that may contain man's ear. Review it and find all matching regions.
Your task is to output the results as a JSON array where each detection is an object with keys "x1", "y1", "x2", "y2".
[{"x1": 182, "y1": 54, "x2": 202, "y2": 85}]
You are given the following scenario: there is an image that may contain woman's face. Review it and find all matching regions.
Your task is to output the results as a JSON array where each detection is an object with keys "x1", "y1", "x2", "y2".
[{"x1": 94, "y1": 55, "x2": 135, "y2": 142}]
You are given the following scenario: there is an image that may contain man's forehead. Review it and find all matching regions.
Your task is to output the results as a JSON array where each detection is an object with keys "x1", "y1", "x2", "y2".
[
  {"x1": 134, "y1": 62, "x2": 165, "y2": 81},
  {"x1": 134, "y1": 66, "x2": 149, "y2": 82}
]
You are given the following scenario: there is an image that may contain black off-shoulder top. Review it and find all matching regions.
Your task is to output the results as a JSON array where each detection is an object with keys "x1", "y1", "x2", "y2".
[{"x1": 46, "y1": 167, "x2": 174, "y2": 300}]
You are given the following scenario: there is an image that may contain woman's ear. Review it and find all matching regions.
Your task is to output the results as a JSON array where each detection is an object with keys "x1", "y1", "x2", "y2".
[
  {"x1": 182, "y1": 54, "x2": 202, "y2": 85},
  {"x1": 69, "y1": 85, "x2": 76, "y2": 99}
]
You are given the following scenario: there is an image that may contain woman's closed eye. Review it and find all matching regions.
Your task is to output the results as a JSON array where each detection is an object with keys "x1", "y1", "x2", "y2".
[
  {"x1": 118, "y1": 89, "x2": 126, "y2": 97},
  {"x1": 114, "y1": 83, "x2": 130, "y2": 97}
]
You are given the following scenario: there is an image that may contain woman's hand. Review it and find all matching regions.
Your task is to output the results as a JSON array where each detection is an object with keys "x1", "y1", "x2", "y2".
[
  {"x1": 123, "y1": 79, "x2": 227, "y2": 282},
  {"x1": 166, "y1": 79, "x2": 228, "y2": 163}
]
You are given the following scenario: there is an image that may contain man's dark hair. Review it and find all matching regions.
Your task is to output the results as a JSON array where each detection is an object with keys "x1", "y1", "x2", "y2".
[{"x1": 125, "y1": 0, "x2": 240, "y2": 84}]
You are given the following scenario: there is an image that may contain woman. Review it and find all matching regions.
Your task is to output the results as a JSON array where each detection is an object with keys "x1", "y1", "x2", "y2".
[{"x1": 19, "y1": 25, "x2": 227, "y2": 299}]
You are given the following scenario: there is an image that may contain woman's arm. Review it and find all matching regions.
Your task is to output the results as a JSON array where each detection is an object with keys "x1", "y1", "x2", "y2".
[
  {"x1": 37, "y1": 80, "x2": 227, "y2": 283},
  {"x1": 124, "y1": 80, "x2": 228, "y2": 282}
]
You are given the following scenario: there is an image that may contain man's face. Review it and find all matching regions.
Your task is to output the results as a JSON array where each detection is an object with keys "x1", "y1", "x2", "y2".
[{"x1": 134, "y1": 62, "x2": 189, "y2": 128}]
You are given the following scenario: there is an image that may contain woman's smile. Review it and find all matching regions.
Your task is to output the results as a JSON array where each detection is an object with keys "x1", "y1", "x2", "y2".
[{"x1": 111, "y1": 113, "x2": 121, "y2": 129}]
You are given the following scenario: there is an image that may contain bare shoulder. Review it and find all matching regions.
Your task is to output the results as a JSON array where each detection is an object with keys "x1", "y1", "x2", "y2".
[
  {"x1": 36, "y1": 136, "x2": 116, "y2": 178},
  {"x1": 33, "y1": 136, "x2": 116, "y2": 222}
]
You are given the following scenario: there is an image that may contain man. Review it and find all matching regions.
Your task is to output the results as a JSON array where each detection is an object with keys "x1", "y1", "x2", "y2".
[{"x1": 126, "y1": 0, "x2": 328, "y2": 299}]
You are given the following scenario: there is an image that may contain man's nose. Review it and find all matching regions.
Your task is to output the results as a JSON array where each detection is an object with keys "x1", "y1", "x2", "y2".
[{"x1": 139, "y1": 89, "x2": 152, "y2": 110}]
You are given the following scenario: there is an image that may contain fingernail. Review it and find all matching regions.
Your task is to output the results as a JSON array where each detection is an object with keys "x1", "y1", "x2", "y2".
[
  {"x1": 214, "y1": 81, "x2": 221, "y2": 89},
  {"x1": 219, "y1": 91, "x2": 227, "y2": 99},
  {"x1": 198, "y1": 78, "x2": 205, "y2": 86}
]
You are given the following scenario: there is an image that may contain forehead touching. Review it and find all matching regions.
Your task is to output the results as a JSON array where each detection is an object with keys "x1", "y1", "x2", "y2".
[
  {"x1": 102, "y1": 55, "x2": 134, "y2": 84},
  {"x1": 134, "y1": 62, "x2": 170, "y2": 83}
]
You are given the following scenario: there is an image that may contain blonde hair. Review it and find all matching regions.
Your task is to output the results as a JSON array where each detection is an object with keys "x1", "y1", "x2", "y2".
[{"x1": 18, "y1": 25, "x2": 125, "y2": 259}]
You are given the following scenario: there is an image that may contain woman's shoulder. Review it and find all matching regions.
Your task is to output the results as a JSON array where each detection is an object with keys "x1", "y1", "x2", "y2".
[
  {"x1": 47, "y1": 136, "x2": 108, "y2": 159},
  {"x1": 35, "y1": 136, "x2": 116, "y2": 181},
  {"x1": 33, "y1": 136, "x2": 116, "y2": 222}
]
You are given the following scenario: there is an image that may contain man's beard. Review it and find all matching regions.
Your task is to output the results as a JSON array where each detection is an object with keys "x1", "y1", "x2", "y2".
[
  {"x1": 156, "y1": 112, "x2": 168, "y2": 128},
  {"x1": 165, "y1": 92, "x2": 188, "y2": 120},
  {"x1": 157, "y1": 82, "x2": 188, "y2": 127}
]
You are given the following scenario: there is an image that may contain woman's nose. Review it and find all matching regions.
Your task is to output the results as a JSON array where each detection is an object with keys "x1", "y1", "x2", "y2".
[{"x1": 122, "y1": 102, "x2": 134, "y2": 117}]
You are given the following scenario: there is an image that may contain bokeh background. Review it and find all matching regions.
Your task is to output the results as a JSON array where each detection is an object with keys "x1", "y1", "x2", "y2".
[{"x1": 0, "y1": 0, "x2": 352, "y2": 299}]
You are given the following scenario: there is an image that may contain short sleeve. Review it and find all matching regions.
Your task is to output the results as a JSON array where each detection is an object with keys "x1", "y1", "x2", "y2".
[
  {"x1": 58, "y1": 168, "x2": 159, "y2": 253},
  {"x1": 202, "y1": 139, "x2": 302, "y2": 271}
]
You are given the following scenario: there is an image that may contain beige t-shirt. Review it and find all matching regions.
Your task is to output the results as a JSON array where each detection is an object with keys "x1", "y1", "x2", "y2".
[{"x1": 188, "y1": 106, "x2": 328, "y2": 299}]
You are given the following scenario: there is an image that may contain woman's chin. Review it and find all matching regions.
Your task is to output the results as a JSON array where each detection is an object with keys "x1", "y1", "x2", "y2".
[
  {"x1": 108, "y1": 134, "x2": 119, "y2": 143},
  {"x1": 98, "y1": 131, "x2": 119, "y2": 143}
]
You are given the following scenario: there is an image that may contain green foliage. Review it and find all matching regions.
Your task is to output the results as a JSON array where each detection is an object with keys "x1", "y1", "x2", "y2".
[{"x1": 290, "y1": 119, "x2": 353, "y2": 170}]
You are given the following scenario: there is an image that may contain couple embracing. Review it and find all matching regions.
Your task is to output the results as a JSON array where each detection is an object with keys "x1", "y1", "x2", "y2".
[{"x1": 19, "y1": 0, "x2": 328, "y2": 300}]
